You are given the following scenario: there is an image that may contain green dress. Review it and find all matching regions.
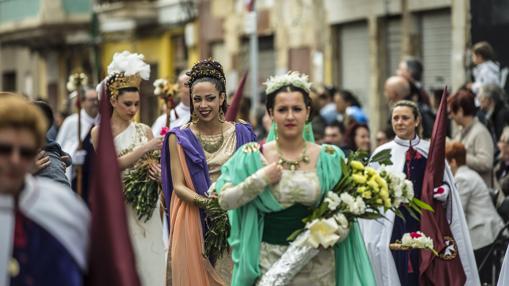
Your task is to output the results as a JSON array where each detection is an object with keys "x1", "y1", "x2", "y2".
[{"x1": 215, "y1": 142, "x2": 376, "y2": 286}]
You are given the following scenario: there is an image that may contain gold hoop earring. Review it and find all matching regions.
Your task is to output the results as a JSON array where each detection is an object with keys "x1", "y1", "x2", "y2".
[
  {"x1": 192, "y1": 111, "x2": 199, "y2": 123},
  {"x1": 219, "y1": 109, "x2": 225, "y2": 123}
]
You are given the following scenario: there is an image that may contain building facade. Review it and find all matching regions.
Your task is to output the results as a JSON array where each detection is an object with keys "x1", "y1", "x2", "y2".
[{"x1": 0, "y1": 0, "x2": 93, "y2": 111}]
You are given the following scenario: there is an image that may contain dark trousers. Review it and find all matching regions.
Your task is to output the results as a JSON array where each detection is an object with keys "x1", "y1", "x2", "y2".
[{"x1": 475, "y1": 243, "x2": 498, "y2": 285}]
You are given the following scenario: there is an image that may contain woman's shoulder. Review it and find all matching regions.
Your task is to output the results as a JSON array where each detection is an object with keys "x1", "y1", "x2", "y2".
[
  {"x1": 318, "y1": 143, "x2": 343, "y2": 157},
  {"x1": 134, "y1": 122, "x2": 151, "y2": 132},
  {"x1": 240, "y1": 141, "x2": 262, "y2": 154}
]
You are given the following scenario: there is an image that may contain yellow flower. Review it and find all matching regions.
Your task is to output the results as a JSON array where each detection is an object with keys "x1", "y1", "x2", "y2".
[
  {"x1": 306, "y1": 218, "x2": 341, "y2": 248},
  {"x1": 352, "y1": 174, "x2": 367, "y2": 184},
  {"x1": 350, "y1": 161, "x2": 365, "y2": 171},
  {"x1": 357, "y1": 187, "x2": 366, "y2": 194},
  {"x1": 365, "y1": 167, "x2": 377, "y2": 177},
  {"x1": 380, "y1": 189, "x2": 389, "y2": 199},
  {"x1": 367, "y1": 179, "x2": 379, "y2": 191},
  {"x1": 384, "y1": 198, "x2": 392, "y2": 208},
  {"x1": 376, "y1": 199, "x2": 383, "y2": 205},
  {"x1": 375, "y1": 175, "x2": 387, "y2": 188},
  {"x1": 362, "y1": 191, "x2": 372, "y2": 199}
]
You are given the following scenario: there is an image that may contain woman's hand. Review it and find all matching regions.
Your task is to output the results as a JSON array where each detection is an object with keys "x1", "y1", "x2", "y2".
[
  {"x1": 31, "y1": 151, "x2": 50, "y2": 174},
  {"x1": 144, "y1": 137, "x2": 163, "y2": 153},
  {"x1": 260, "y1": 162, "x2": 283, "y2": 185},
  {"x1": 148, "y1": 162, "x2": 162, "y2": 182}
]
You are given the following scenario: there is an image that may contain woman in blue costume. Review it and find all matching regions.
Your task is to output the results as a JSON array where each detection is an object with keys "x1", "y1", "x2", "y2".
[
  {"x1": 214, "y1": 72, "x2": 376, "y2": 285},
  {"x1": 161, "y1": 59, "x2": 255, "y2": 285}
]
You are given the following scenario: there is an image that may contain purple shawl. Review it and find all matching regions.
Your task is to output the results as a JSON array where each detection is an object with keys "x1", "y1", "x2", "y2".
[{"x1": 161, "y1": 122, "x2": 256, "y2": 240}]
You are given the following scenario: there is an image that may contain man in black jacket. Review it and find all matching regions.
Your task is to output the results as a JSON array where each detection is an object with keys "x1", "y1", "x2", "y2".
[{"x1": 479, "y1": 83, "x2": 509, "y2": 142}]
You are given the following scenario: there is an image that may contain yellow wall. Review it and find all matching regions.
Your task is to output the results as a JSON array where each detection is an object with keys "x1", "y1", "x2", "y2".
[{"x1": 101, "y1": 32, "x2": 173, "y2": 79}]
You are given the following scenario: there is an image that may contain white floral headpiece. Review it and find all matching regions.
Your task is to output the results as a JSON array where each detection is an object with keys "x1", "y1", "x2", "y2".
[
  {"x1": 106, "y1": 51, "x2": 150, "y2": 98},
  {"x1": 263, "y1": 71, "x2": 312, "y2": 95}
]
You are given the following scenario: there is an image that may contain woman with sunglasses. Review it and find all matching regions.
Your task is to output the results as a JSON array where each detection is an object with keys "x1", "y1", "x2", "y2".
[{"x1": 0, "y1": 94, "x2": 89, "y2": 286}]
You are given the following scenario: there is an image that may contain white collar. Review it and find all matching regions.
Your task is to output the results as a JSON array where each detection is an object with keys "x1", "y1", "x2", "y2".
[
  {"x1": 80, "y1": 109, "x2": 100, "y2": 124},
  {"x1": 393, "y1": 135, "x2": 421, "y2": 148},
  {"x1": 176, "y1": 102, "x2": 190, "y2": 112}
]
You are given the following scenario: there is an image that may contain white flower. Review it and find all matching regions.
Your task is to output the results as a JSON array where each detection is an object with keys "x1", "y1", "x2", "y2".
[
  {"x1": 353, "y1": 196, "x2": 366, "y2": 215},
  {"x1": 66, "y1": 81, "x2": 76, "y2": 92},
  {"x1": 401, "y1": 231, "x2": 434, "y2": 250},
  {"x1": 324, "y1": 192, "x2": 341, "y2": 211},
  {"x1": 305, "y1": 218, "x2": 340, "y2": 248},
  {"x1": 333, "y1": 213, "x2": 349, "y2": 229}
]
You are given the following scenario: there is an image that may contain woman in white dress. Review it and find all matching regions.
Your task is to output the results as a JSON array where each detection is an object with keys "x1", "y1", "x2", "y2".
[{"x1": 91, "y1": 51, "x2": 166, "y2": 286}]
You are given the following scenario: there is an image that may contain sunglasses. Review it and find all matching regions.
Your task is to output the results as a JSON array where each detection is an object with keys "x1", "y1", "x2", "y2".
[{"x1": 0, "y1": 143, "x2": 38, "y2": 160}]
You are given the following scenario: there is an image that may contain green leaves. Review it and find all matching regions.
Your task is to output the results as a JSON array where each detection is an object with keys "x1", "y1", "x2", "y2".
[
  {"x1": 122, "y1": 151, "x2": 161, "y2": 222},
  {"x1": 412, "y1": 198, "x2": 434, "y2": 212},
  {"x1": 369, "y1": 149, "x2": 392, "y2": 166},
  {"x1": 202, "y1": 197, "x2": 231, "y2": 261}
]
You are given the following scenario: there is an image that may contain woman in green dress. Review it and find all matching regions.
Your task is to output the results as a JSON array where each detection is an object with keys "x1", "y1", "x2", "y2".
[{"x1": 214, "y1": 72, "x2": 376, "y2": 285}]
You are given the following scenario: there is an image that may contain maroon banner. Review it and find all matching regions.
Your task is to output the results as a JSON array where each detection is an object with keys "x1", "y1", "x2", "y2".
[
  {"x1": 85, "y1": 82, "x2": 141, "y2": 286},
  {"x1": 225, "y1": 71, "x2": 248, "y2": 122},
  {"x1": 419, "y1": 87, "x2": 466, "y2": 285}
]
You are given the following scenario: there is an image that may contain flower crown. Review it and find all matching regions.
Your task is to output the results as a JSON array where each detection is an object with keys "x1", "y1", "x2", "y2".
[
  {"x1": 186, "y1": 59, "x2": 226, "y2": 90},
  {"x1": 106, "y1": 51, "x2": 150, "y2": 98},
  {"x1": 264, "y1": 71, "x2": 312, "y2": 95}
]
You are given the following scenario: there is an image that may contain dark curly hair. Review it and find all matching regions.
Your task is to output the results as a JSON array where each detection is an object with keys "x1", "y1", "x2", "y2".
[{"x1": 186, "y1": 59, "x2": 228, "y2": 114}]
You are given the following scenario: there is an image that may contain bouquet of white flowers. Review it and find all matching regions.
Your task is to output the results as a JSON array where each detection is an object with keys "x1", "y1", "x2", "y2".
[
  {"x1": 390, "y1": 231, "x2": 438, "y2": 256},
  {"x1": 258, "y1": 150, "x2": 433, "y2": 285}
]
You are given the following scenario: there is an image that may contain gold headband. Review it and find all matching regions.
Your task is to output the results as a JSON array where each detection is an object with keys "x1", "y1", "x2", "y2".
[{"x1": 107, "y1": 72, "x2": 142, "y2": 98}]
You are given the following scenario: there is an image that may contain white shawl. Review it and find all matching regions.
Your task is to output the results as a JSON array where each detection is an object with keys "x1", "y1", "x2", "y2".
[
  {"x1": 0, "y1": 175, "x2": 90, "y2": 286},
  {"x1": 360, "y1": 136, "x2": 480, "y2": 286}
]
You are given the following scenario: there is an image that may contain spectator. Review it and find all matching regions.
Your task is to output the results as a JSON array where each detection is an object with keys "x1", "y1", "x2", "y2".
[
  {"x1": 322, "y1": 120, "x2": 345, "y2": 147},
  {"x1": 334, "y1": 89, "x2": 368, "y2": 126},
  {"x1": 313, "y1": 84, "x2": 338, "y2": 124},
  {"x1": 344, "y1": 123, "x2": 370, "y2": 154},
  {"x1": 32, "y1": 101, "x2": 71, "y2": 187},
  {"x1": 396, "y1": 56, "x2": 432, "y2": 107},
  {"x1": 151, "y1": 71, "x2": 191, "y2": 136},
  {"x1": 495, "y1": 127, "x2": 509, "y2": 198},
  {"x1": 375, "y1": 128, "x2": 391, "y2": 147},
  {"x1": 445, "y1": 141, "x2": 504, "y2": 284},
  {"x1": 384, "y1": 75, "x2": 434, "y2": 139},
  {"x1": 478, "y1": 83, "x2": 509, "y2": 141},
  {"x1": 468, "y1": 41, "x2": 501, "y2": 95},
  {"x1": 448, "y1": 88, "x2": 495, "y2": 187},
  {"x1": 56, "y1": 88, "x2": 99, "y2": 181},
  {"x1": 0, "y1": 93, "x2": 89, "y2": 285}
]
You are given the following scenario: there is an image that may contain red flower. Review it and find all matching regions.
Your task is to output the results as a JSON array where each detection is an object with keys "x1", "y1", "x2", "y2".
[
  {"x1": 160, "y1": 127, "x2": 169, "y2": 137},
  {"x1": 410, "y1": 231, "x2": 422, "y2": 239}
]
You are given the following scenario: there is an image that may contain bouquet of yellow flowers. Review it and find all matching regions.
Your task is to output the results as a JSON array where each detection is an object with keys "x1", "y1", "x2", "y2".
[{"x1": 259, "y1": 150, "x2": 432, "y2": 285}]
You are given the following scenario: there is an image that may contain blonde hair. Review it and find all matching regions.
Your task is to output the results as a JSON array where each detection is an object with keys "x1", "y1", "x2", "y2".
[{"x1": 0, "y1": 93, "x2": 47, "y2": 148}]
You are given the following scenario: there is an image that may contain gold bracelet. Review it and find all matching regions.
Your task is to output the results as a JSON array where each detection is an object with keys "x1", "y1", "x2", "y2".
[{"x1": 193, "y1": 194, "x2": 207, "y2": 208}]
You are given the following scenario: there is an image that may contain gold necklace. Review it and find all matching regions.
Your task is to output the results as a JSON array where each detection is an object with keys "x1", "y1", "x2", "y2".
[
  {"x1": 276, "y1": 141, "x2": 310, "y2": 171},
  {"x1": 198, "y1": 124, "x2": 224, "y2": 153}
]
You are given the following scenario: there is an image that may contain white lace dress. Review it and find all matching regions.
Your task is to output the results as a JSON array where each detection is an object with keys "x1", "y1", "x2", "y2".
[{"x1": 114, "y1": 122, "x2": 165, "y2": 286}]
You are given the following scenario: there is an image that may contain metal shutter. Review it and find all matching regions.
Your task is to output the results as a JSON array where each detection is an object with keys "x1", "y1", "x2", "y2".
[
  {"x1": 340, "y1": 22, "x2": 370, "y2": 110},
  {"x1": 386, "y1": 19, "x2": 402, "y2": 78},
  {"x1": 421, "y1": 10, "x2": 452, "y2": 90}
]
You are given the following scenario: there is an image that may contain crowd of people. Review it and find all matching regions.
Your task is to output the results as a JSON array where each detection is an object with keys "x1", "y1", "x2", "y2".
[{"x1": 1, "y1": 40, "x2": 509, "y2": 286}]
